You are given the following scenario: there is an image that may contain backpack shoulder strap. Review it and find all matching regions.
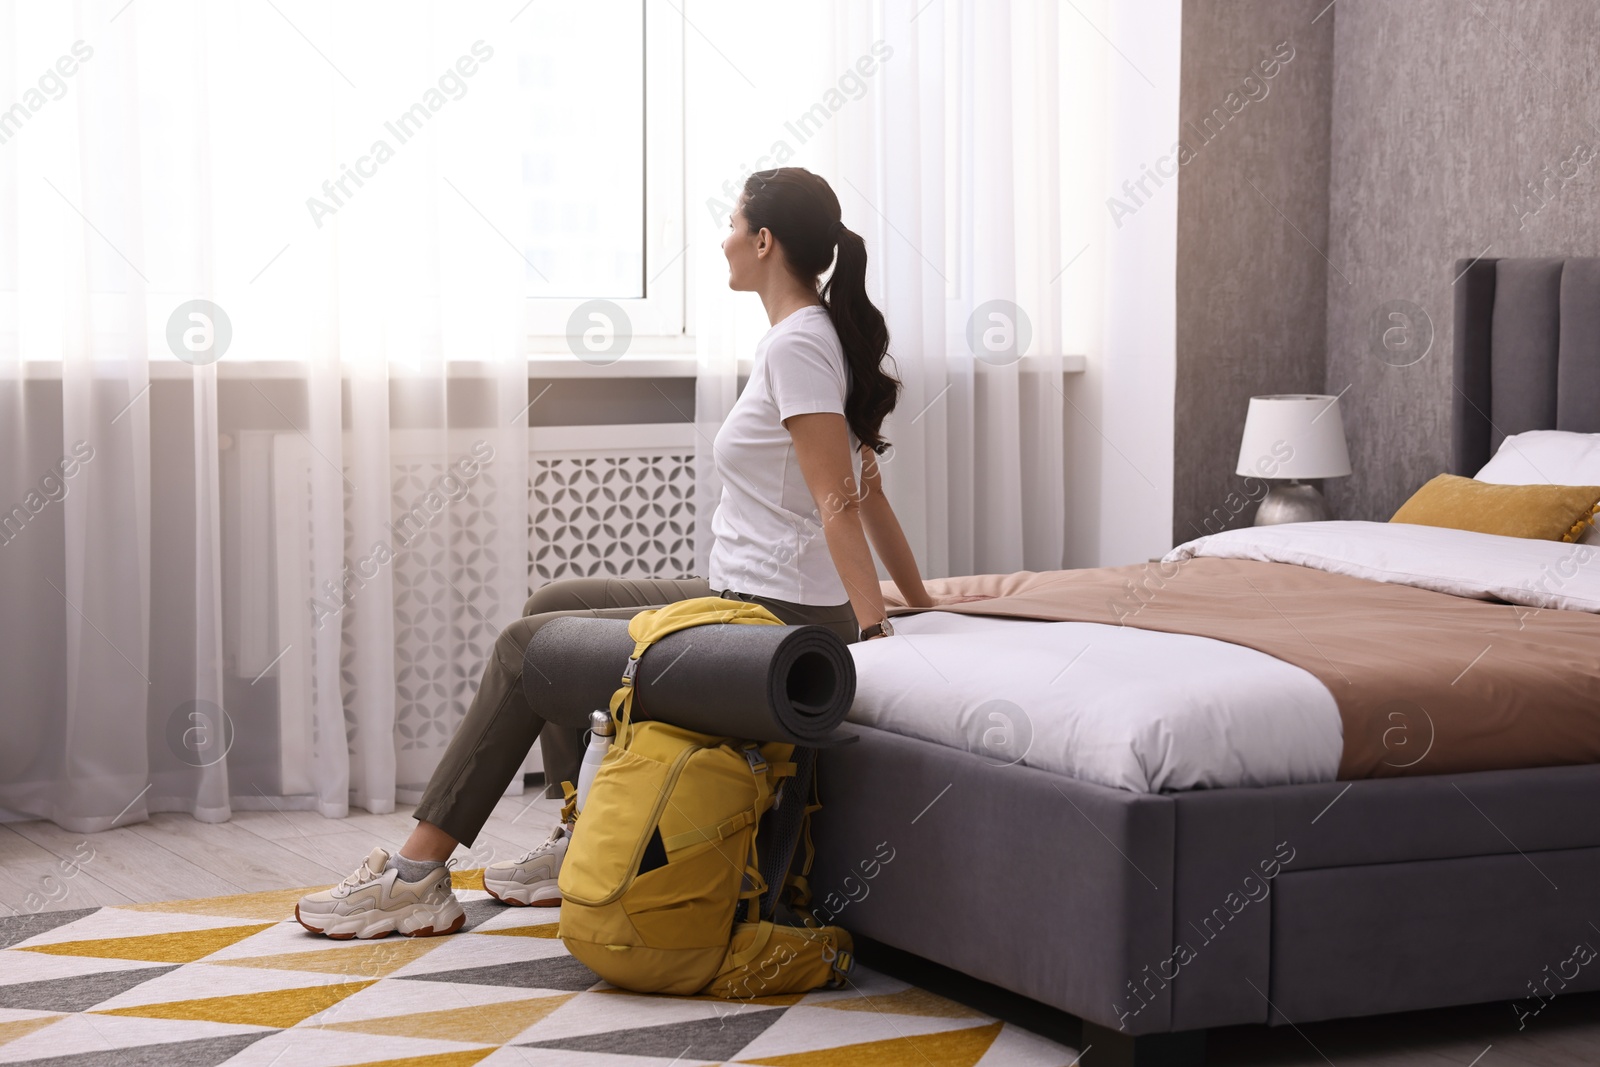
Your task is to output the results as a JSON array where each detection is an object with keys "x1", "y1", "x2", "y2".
[{"x1": 607, "y1": 597, "x2": 783, "y2": 746}]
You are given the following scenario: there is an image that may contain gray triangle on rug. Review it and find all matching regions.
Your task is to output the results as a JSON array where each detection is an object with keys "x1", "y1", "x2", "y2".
[
  {"x1": 0, "y1": 908, "x2": 101, "y2": 952},
  {"x1": 455, "y1": 896, "x2": 510, "y2": 931},
  {"x1": 1, "y1": 1031, "x2": 270, "y2": 1067},
  {"x1": 0, "y1": 965, "x2": 181, "y2": 1013},
  {"x1": 396, "y1": 952, "x2": 600, "y2": 991},
  {"x1": 520, "y1": 1005, "x2": 788, "y2": 1060}
]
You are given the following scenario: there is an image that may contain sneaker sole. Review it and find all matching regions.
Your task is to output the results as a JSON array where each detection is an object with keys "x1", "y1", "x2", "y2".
[
  {"x1": 294, "y1": 901, "x2": 467, "y2": 940},
  {"x1": 482, "y1": 877, "x2": 561, "y2": 908}
]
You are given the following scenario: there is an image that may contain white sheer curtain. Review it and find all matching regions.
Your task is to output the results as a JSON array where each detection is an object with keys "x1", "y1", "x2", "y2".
[
  {"x1": 0, "y1": 1, "x2": 528, "y2": 832},
  {"x1": 692, "y1": 0, "x2": 1078, "y2": 582},
  {"x1": 4, "y1": 0, "x2": 1119, "y2": 836}
]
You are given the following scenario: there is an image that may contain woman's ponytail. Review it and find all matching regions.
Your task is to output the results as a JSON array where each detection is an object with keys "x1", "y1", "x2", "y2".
[
  {"x1": 740, "y1": 168, "x2": 900, "y2": 452},
  {"x1": 821, "y1": 224, "x2": 895, "y2": 453}
]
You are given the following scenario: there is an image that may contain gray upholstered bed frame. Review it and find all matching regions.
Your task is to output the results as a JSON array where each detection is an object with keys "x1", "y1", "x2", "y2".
[{"x1": 813, "y1": 257, "x2": 1600, "y2": 1065}]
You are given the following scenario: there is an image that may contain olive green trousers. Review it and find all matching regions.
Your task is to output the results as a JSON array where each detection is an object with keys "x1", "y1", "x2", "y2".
[{"x1": 412, "y1": 576, "x2": 857, "y2": 846}]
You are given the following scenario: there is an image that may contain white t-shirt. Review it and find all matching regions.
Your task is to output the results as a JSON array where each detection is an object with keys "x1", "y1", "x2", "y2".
[{"x1": 709, "y1": 305, "x2": 862, "y2": 606}]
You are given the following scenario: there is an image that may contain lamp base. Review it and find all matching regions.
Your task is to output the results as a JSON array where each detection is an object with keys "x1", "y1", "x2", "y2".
[{"x1": 1253, "y1": 481, "x2": 1331, "y2": 526}]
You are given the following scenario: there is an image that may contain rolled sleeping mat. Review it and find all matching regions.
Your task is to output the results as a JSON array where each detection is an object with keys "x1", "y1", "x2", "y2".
[{"x1": 522, "y1": 616, "x2": 857, "y2": 745}]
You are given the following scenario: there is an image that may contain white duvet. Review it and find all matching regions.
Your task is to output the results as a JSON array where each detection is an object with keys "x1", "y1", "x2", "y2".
[{"x1": 847, "y1": 522, "x2": 1600, "y2": 792}]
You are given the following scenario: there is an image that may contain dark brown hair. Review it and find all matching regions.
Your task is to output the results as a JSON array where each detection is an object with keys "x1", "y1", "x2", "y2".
[{"x1": 740, "y1": 167, "x2": 898, "y2": 453}]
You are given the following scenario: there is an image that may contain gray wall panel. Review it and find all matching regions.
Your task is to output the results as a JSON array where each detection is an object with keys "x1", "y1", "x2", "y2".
[
  {"x1": 1324, "y1": 0, "x2": 1600, "y2": 519},
  {"x1": 1174, "y1": 1, "x2": 1334, "y2": 543}
]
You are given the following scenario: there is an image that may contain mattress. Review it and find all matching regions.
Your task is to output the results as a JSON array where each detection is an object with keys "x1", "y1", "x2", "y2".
[
  {"x1": 848, "y1": 612, "x2": 1341, "y2": 792},
  {"x1": 848, "y1": 522, "x2": 1600, "y2": 792}
]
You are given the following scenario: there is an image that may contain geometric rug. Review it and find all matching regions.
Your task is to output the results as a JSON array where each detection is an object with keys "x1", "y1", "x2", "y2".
[{"x1": 0, "y1": 871, "x2": 1081, "y2": 1065}]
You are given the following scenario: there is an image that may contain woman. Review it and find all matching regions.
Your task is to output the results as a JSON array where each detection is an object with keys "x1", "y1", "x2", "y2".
[{"x1": 296, "y1": 167, "x2": 934, "y2": 939}]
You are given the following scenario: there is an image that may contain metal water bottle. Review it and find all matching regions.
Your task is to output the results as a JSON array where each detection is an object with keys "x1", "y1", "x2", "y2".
[{"x1": 575, "y1": 709, "x2": 614, "y2": 813}]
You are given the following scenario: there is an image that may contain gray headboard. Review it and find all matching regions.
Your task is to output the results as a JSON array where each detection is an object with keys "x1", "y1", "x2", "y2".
[{"x1": 1452, "y1": 257, "x2": 1600, "y2": 476}]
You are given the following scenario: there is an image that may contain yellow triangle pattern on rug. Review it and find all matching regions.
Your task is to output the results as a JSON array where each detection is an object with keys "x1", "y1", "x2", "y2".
[
  {"x1": 210, "y1": 937, "x2": 444, "y2": 977},
  {"x1": 740, "y1": 1020, "x2": 1003, "y2": 1067},
  {"x1": 122, "y1": 886, "x2": 314, "y2": 920},
  {"x1": 474, "y1": 921, "x2": 560, "y2": 939},
  {"x1": 318, "y1": 993, "x2": 575, "y2": 1043},
  {"x1": 2, "y1": 886, "x2": 1076, "y2": 1064},
  {"x1": 450, "y1": 868, "x2": 485, "y2": 890},
  {"x1": 818, "y1": 987, "x2": 985, "y2": 1019},
  {"x1": 0, "y1": 1016, "x2": 62, "y2": 1048},
  {"x1": 18, "y1": 922, "x2": 276, "y2": 963},
  {"x1": 94, "y1": 979, "x2": 376, "y2": 1028},
  {"x1": 342, "y1": 1051, "x2": 496, "y2": 1067}
]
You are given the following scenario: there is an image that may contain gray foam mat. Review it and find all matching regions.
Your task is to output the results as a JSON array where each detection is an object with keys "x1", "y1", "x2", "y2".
[{"x1": 524, "y1": 615, "x2": 856, "y2": 745}]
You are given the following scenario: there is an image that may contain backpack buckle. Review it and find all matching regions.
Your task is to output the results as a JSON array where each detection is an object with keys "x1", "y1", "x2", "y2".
[
  {"x1": 827, "y1": 946, "x2": 854, "y2": 985},
  {"x1": 742, "y1": 744, "x2": 768, "y2": 775},
  {"x1": 621, "y1": 656, "x2": 640, "y2": 686}
]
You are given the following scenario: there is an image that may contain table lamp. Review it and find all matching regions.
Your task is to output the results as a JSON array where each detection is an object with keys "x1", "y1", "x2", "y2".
[{"x1": 1236, "y1": 394, "x2": 1351, "y2": 525}]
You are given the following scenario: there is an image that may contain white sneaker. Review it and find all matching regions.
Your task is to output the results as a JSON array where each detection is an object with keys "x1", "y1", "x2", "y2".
[
  {"x1": 482, "y1": 824, "x2": 570, "y2": 907},
  {"x1": 295, "y1": 847, "x2": 466, "y2": 939}
]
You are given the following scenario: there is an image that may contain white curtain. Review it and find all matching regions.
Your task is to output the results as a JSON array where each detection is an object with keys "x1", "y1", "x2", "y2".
[
  {"x1": 3, "y1": 0, "x2": 1118, "y2": 836},
  {"x1": 691, "y1": 0, "x2": 1078, "y2": 582},
  {"x1": 0, "y1": 1, "x2": 528, "y2": 832}
]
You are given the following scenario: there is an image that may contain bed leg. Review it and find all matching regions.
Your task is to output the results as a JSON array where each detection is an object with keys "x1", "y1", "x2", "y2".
[{"x1": 1080, "y1": 1022, "x2": 1206, "y2": 1066}]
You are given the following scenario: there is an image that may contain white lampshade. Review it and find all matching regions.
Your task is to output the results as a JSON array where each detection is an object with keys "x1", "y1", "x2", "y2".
[{"x1": 1235, "y1": 394, "x2": 1351, "y2": 480}]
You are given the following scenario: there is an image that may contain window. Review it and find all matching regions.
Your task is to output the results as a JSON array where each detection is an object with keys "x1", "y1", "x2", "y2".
[
  {"x1": 518, "y1": 0, "x2": 685, "y2": 344},
  {"x1": 5, "y1": 0, "x2": 688, "y2": 370}
]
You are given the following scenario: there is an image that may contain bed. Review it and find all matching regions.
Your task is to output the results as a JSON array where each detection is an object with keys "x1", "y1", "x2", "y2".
[{"x1": 810, "y1": 256, "x2": 1600, "y2": 1065}]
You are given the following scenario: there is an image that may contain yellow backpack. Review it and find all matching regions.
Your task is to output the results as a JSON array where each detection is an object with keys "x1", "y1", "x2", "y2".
[{"x1": 556, "y1": 597, "x2": 855, "y2": 998}]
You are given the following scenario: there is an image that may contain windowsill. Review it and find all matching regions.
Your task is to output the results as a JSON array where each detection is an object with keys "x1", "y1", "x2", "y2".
[{"x1": 20, "y1": 353, "x2": 1088, "y2": 380}]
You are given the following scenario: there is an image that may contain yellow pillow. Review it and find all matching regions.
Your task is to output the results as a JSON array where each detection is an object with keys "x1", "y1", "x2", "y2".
[{"x1": 1391, "y1": 474, "x2": 1600, "y2": 542}]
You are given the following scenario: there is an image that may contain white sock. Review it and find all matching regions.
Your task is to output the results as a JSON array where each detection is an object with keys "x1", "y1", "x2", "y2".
[{"x1": 387, "y1": 851, "x2": 445, "y2": 883}]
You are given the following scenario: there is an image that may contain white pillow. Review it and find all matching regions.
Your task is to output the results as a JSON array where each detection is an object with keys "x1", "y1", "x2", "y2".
[
  {"x1": 1475, "y1": 430, "x2": 1600, "y2": 484},
  {"x1": 1474, "y1": 430, "x2": 1600, "y2": 544}
]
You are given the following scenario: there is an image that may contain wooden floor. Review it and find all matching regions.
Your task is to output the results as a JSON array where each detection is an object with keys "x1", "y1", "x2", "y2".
[
  {"x1": 3, "y1": 794, "x2": 1597, "y2": 1065},
  {"x1": 0, "y1": 791, "x2": 567, "y2": 912},
  {"x1": 1207, "y1": 991, "x2": 1600, "y2": 1066}
]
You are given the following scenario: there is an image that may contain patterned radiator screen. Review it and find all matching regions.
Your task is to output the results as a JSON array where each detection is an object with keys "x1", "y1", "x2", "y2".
[{"x1": 256, "y1": 424, "x2": 696, "y2": 800}]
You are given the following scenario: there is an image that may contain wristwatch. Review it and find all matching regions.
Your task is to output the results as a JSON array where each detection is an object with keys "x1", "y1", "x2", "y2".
[{"x1": 859, "y1": 618, "x2": 895, "y2": 641}]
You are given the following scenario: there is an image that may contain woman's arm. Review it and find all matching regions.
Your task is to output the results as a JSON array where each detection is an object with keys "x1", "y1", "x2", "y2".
[
  {"x1": 784, "y1": 412, "x2": 889, "y2": 631},
  {"x1": 857, "y1": 444, "x2": 933, "y2": 608}
]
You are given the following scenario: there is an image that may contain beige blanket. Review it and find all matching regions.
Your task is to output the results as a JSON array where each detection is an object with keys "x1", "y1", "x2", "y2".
[{"x1": 882, "y1": 558, "x2": 1600, "y2": 780}]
